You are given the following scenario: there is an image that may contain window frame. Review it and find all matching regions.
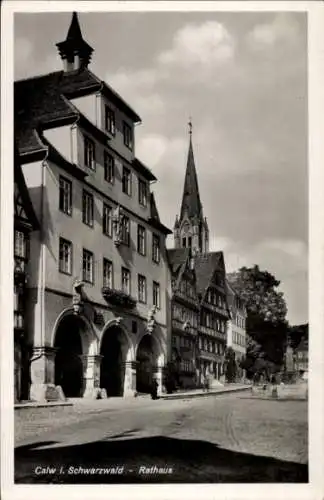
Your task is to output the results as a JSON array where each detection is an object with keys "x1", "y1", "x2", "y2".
[
  {"x1": 59, "y1": 176, "x2": 72, "y2": 216},
  {"x1": 121, "y1": 267, "x2": 131, "y2": 295},
  {"x1": 82, "y1": 190, "x2": 94, "y2": 228},
  {"x1": 105, "y1": 105, "x2": 116, "y2": 136},
  {"x1": 82, "y1": 249, "x2": 94, "y2": 284},
  {"x1": 104, "y1": 151, "x2": 115, "y2": 184},
  {"x1": 123, "y1": 121, "x2": 133, "y2": 150},
  {"x1": 137, "y1": 224, "x2": 147, "y2": 256},
  {"x1": 152, "y1": 233, "x2": 160, "y2": 264},
  {"x1": 103, "y1": 258, "x2": 113, "y2": 289},
  {"x1": 102, "y1": 203, "x2": 113, "y2": 237},
  {"x1": 84, "y1": 135, "x2": 96, "y2": 171},
  {"x1": 153, "y1": 281, "x2": 161, "y2": 309},
  {"x1": 138, "y1": 178, "x2": 148, "y2": 207},
  {"x1": 59, "y1": 237, "x2": 72, "y2": 275},
  {"x1": 122, "y1": 166, "x2": 132, "y2": 196},
  {"x1": 138, "y1": 274, "x2": 147, "y2": 304}
]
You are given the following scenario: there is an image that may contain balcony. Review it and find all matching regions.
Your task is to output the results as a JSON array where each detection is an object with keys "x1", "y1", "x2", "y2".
[
  {"x1": 102, "y1": 287, "x2": 136, "y2": 309},
  {"x1": 204, "y1": 302, "x2": 229, "y2": 318},
  {"x1": 172, "y1": 318, "x2": 197, "y2": 336}
]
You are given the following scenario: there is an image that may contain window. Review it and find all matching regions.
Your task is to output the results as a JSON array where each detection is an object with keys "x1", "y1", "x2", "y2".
[
  {"x1": 121, "y1": 216, "x2": 130, "y2": 246},
  {"x1": 103, "y1": 259, "x2": 113, "y2": 288},
  {"x1": 59, "y1": 238, "x2": 72, "y2": 275},
  {"x1": 82, "y1": 191, "x2": 94, "y2": 227},
  {"x1": 182, "y1": 237, "x2": 186, "y2": 248},
  {"x1": 138, "y1": 179, "x2": 147, "y2": 207},
  {"x1": 59, "y1": 176, "x2": 72, "y2": 215},
  {"x1": 138, "y1": 274, "x2": 147, "y2": 303},
  {"x1": 122, "y1": 166, "x2": 131, "y2": 195},
  {"x1": 14, "y1": 231, "x2": 26, "y2": 259},
  {"x1": 103, "y1": 204, "x2": 112, "y2": 237},
  {"x1": 123, "y1": 121, "x2": 133, "y2": 150},
  {"x1": 137, "y1": 225, "x2": 146, "y2": 256},
  {"x1": 153, "y1": 281, "x2": 160, "y2": 309},
  {"x1": 121, "y1": 267, "x2": 131, "y2": 295},
  {"x1": 152, "y1": 234, "x2": 160, "y2": 263},
  {"x1": 84, "y1": 136, "x2": 96, "y2": 170},
  {"x1": 82, "y1": 249, "x2": 94, "y2": 284},
  {"x1": 104, "y1": 152, "x2": 115, "y2": 183},
  {"x1": 105, "y1": 106, "x2": 115, "y2": 135}
]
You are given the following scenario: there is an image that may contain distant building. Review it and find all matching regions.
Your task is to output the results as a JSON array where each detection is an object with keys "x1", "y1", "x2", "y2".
[
  {"x1": 226, "y1": 280, "x2": 247, "y2": 379},
  {"x1": 294, "y1": 337, "x2": 308, "y2": 373},
  {"x1": 167, "y1": 248, "x2": 199, "y2": 389},
  {"x1": 14, "y1": 144, "x2": 39, "y2": 401},
  {"x1": 170, "y1": 123, "x2": 229, "y2": 386},
  {"x1": 15, "y1": 12, "x2": 171, "y2": 401}
]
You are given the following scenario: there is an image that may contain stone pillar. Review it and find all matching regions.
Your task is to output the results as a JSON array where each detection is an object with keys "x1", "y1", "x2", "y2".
[
  {"x1": 82, "y1": 355, "x2": 104, "y2": 399},
  {"x1": 154, "y1": 365, "x2": 164, "y2": 396},
  {"x1": 30, "y1": 346, "x2": 65, "y2": 402},
  {"x1": 123, "y1": 361, "x2": 137, "y2": 397}
]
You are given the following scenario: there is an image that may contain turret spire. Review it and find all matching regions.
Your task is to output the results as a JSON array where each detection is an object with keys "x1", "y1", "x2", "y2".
[
  {"x1": 180, "y1": 119, "x2": 202, "y2": 221},
  {"x1": 56, "y1": 12, "x2": 94, "y2": 72}
]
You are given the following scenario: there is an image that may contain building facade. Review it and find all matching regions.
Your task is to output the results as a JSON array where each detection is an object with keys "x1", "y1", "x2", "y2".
[
  {"x1": 167, "y1": 248, "x2": 199, "y2": 389},
  {"x1": 226, "y1": 280, "x2": 247, "y2": 379},
  {"x1": 15, "y1": 12, "x2": 172, "y2": 401},
  {"x1": 294, "y1": 337, "x2": 308, "y2": 373},
  {"x1": 14, "y1": 144, "x2": 39, "y2": 401},
  {"x1": 171, "y1": 125, "x2": 229, "y2": 386}
]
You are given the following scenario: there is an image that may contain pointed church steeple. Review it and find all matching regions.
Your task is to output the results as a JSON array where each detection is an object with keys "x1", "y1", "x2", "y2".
[
  {"x1": 56, "y1": 12, "x2": 94, "y2": 72},
  {"x1": 174, "y1": 119, "x2": 209, "y2": 255},
  {"x1": 180, "y1": 119, "x2": 203, "y2": 221}
]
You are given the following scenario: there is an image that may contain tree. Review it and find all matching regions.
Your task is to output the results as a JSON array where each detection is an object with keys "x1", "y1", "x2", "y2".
[
  {"x1": 228, "y1": 265, "x2": 288, "y2": 374},
  {"x1": 224, "y1": 347, "x2": 237, "y2": 383}
]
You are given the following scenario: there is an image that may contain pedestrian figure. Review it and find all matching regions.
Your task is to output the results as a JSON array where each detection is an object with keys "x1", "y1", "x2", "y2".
[{"x1": 151, "y1": 378, "x2": 158, "y2": 400}]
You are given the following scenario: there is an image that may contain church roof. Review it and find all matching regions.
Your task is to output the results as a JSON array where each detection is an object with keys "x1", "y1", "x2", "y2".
[{"x1": 180, "y1": 136, "x2": 203, "y2": 220}]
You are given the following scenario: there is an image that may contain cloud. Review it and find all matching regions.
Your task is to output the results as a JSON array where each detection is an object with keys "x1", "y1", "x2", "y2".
[
  {"x1": 158, "y1": 21, "x2": 235, "y2": 68},
  {"x1": 247, "y1": 13, "x2": 302, "y2": 50}
]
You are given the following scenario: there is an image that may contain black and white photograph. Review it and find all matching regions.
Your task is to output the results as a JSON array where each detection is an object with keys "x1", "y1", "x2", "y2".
[{"x1": 1, "y1": 1, "x2": 324, "y2": 499}]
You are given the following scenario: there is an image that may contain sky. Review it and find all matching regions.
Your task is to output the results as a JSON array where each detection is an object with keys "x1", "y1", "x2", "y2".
[{"x1": 14, "y1": 11, "x2": 308, "y2": 325}]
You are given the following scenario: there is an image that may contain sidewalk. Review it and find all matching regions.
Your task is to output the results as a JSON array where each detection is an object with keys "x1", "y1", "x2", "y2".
[
  {"x1": 14, "y1": 384, "x2": 251, "y2": 409},
  {"x1": 161, "y1": 384, "x2": 251, "y2": 400}
]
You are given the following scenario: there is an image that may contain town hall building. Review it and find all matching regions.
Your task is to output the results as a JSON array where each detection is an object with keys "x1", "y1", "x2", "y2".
[{"x1": 14, "y1": 12, "x2": 172, "y2": 401}]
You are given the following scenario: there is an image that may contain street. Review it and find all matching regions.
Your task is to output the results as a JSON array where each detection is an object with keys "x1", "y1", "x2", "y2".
[{"x1": 15, "y1": 393, "x2": 308, "y2": 483}]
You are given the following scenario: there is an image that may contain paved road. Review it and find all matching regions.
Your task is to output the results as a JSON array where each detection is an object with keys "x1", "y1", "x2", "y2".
[{"x1": 15, "y1": 393, "x2": 308, "y2": 483}]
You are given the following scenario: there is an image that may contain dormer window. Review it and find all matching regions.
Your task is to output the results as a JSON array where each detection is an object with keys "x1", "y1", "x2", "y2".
[
  {"x1": 105, "y1": 106, "x2": 115, "y2": 135},
  {"x1": 123, "y1": 121, "x2": 133, "y2": 150}
]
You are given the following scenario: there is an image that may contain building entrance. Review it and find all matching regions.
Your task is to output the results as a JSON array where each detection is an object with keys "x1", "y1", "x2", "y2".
[
  {"x1": 136, "y1": 335, "x2": 157, "y2": 394},
  {"x1": 100, "y1": 326, "x2": 129, "y2": 397},
  {"x1": 54, "y1": 315, "x2": 84, "y2": 398}
]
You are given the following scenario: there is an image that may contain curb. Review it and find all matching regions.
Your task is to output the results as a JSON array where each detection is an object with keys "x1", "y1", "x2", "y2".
[
  {"x1": 160, "y1": 386, "x2": 251, "y2": 400},
  {"x1": 14, "y1": 401, "x2": 73, "y2": 410}
]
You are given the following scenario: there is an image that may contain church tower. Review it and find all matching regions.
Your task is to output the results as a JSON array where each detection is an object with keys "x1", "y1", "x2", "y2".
[
  {"x1": 174, "y1": 120, "x2": 209, "y2": 255},
  {"x1": 56, "y1": 12, "x2": 94, "y2": 72}
]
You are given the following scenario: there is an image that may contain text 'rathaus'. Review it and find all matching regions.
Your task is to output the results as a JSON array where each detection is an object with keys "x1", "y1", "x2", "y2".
[{"x1": 14, "y1": 12, "x2": 247, "y2": 402}]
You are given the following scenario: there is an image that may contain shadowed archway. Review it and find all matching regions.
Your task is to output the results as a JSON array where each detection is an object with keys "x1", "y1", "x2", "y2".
[
  {"x1": 100, "y1": 326, "x2": 130, "y2": 397},
  {"x1": 54, "y1": 315, "x2": 86, "y2": 398},
  {"x1": 136, "y1": 335, "x2": 160, "y2": 394}
]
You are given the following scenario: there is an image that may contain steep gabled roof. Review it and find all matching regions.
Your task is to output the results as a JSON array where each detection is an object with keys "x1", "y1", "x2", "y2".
[
  {"x1": 15, "y1": 67, "x2": 141, "y2": 156},
  {"x1": 167, "y1": 248, "x2": 191, "y2": 274},
  {"x1": 148, "y1": 193, "x2": 172, "y2": 235},
  {"x1": 180, "y1": 136, "x2": 203, "y2": 221},
  {"x1": 194, "y1": 251, "x2": 224, "y2": 298}
]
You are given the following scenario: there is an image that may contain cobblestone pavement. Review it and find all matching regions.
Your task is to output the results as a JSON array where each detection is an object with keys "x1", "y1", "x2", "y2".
[{"x1": 14, "y1": 393, "x2": 308, "y2": 483}]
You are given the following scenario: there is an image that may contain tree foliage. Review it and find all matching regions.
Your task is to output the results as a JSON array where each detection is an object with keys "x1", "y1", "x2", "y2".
[
  {"x1": 229, "y1": 265, "x2": 288, "y2": 377},
  {"x1": 224, "y1": 346, "x2": 237, "y2": 383}
]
